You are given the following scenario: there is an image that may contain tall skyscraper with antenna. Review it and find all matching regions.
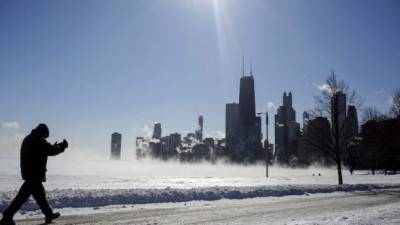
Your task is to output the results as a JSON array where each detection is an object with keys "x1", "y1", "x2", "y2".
[
  {"x1": 237, "y1": 57, "x2": 262, "y2": 161},
  {"x1": 225, "y1": 57, "x2": 262, "y2": 162}
]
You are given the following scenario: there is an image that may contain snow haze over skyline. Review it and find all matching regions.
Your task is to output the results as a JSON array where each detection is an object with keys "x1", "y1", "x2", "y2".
[{"x1": 1, "y1": 0, "x2": 399, "y2": 156}]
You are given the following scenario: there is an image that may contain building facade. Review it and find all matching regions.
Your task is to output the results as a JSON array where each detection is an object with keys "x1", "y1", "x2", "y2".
[
  {"x1": 152, "y1": 123, "x2": 162, "y2": 139},
  {"x1": 274, "y1": 92, "x2": 300, "y2": 164},
  {"x1": 347, "y1": 105, "x2": 358, "y2": 138},
  {"x1": 111, "y1": 132, "x2": 122, "y2": 160},
  {"x1": 225, "y1": 103, "x2": 240, "y2": 156},
  {"x1": 235, "y1": 75, "x2": 263, "y2": 162},
  {"x1": 331, "y1": 91, "x2": 347, "y2": 150},
  {"x1": 195, "y1": 115, "x2": 204, "y2": 142}
]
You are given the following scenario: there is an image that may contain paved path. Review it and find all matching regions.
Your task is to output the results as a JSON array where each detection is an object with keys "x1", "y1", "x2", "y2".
[{"x1": 16, "y1": 189, "x2": 400, "y2": 225}]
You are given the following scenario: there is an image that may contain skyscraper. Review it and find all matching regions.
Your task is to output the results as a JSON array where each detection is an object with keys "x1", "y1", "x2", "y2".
[
  {"x1": 239, "y1": 76, "x2": 256, "y2": 127},
  {"x1": 168, "y1": 133, "x2": 181, "y2": 155},
  {"x1": 331, "y1": 91, "x2": 347, "y2": 140},
  {"x1": 195, "y1": 115, "x2": 203, "y2": 141},
  {"x1": 111, "y1": 132, "x2": 122, "y2": 160},
  {"x1": 345, "y1": 104, "x2": 359, "y2": 172},
  {"x1": 160, "y1": 133, "x2": 181, "y2": 159},
  {"x1": 347, "y1": 105, "x2": 358, "y2": 138},
  {"x1": 225, "y1": 103, "x2": 239, "y2": 155},
  {"x1": 152, "y1": 123, "x2": 162, "y2": 139},
  {"x1": 275, "y1": 92, "x2": 300, "y2": 164},
  {"x1": 224, "y1": 61, "x2": 262, "y2": 162},
  {"x1": 236, "y1": 74, "x2": 262, "y2": 161}
]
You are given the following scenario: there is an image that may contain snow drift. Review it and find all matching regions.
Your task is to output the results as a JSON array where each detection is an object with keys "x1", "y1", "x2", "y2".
[{"x1": 1, "y1": 184, "x2": 399, "y2": 212}]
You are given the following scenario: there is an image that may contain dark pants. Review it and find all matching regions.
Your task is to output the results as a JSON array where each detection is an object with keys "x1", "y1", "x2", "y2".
[{"x1": 2, "y1": 180, "x2": 52, "y2": 219}]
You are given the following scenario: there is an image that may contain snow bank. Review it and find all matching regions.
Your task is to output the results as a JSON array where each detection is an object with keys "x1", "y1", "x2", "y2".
[{"x1": 1, "y1": 184, "x2": 399, "y2": 212}]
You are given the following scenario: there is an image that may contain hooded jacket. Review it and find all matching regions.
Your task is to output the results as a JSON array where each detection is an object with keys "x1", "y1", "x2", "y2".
[{"x1": 20, "y1": 128, "x2": 65, "y2": 182}]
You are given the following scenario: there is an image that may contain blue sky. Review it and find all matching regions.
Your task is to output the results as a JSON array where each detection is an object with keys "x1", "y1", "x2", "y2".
[{"x1": 0, "y1": 0, "x2": 399, "y2": 156}]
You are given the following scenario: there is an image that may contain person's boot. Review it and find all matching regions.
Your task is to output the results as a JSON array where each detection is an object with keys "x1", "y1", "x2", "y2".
[
  {"x1": 45, "y1": 212, "x2": 60, "y2": 224},
  {"x1": 0, "y1": 216, "x2": 16, "y2": 225}
]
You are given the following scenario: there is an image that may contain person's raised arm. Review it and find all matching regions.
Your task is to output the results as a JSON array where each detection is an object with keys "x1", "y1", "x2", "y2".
[{"x1": 41, "y1": 139, "x2": 68, "y2": 156}]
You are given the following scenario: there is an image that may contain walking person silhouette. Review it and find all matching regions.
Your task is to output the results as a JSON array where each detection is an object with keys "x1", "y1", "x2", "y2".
[{"x1": 0, "y1": 124, "x2": 68, "y2": 225}]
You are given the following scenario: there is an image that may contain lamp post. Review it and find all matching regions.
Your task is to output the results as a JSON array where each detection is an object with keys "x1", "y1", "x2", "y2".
[{"x1": 257, "y1": 111, "x2": 269, "y2": 178}]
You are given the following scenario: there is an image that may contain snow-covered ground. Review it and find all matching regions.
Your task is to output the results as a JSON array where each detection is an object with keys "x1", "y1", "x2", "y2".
[
  {"x1": 1, "y1": 157, "x2": 400, "y2": 221},
  {"x1": 292, "y1": 201, "x2": 400, "y2": 225},
  {"x1": 2, "y1": 182, "x2": 400, "y2": 212},
  {"x1": 1, "y1": 158, "x2": 399, "y2": 191},
  {"x1": 13, "y1": 189, "x2": 400, "y2": 225}
]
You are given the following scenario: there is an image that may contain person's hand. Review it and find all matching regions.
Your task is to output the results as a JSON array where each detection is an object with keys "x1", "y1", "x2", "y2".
[{"x1": 60, "y1": 139, "x2": 68, "y2": 149}]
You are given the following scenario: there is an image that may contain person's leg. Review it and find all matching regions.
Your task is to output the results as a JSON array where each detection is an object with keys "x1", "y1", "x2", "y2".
[
  {"x1": 31, "y1": 182, "x2": 53, "y2": 217},
  {"x1": 2, "y1": 181, "x2": 32, "y2": 219}
]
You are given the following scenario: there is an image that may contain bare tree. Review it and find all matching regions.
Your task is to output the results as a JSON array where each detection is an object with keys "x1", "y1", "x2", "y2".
[
  {"x1": 390, "y1": 88, "x2": 400, "y2": 118},
  {"x1": 313, "y1": 69, "x2": 364, "y2": 117},
  {"x1": 302, "y1": 116, "x2": 334, "y2": 166},
  {"x1": 362, "y1": 107, "x2": 385, "y2": 124},
  {"x1": 309, "y1": 70, "x2": 364, "y2": 185}
]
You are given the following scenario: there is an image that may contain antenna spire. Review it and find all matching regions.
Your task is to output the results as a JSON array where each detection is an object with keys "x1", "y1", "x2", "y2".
[
  {"x1": 250, "y1": 57, "x2": 253, "y2": 76},
  {"x1": 242, "y1": 55, "x2": 245, "y2": 77}
]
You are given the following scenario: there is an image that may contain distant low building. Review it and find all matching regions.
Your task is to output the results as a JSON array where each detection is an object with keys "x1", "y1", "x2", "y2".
[
  {"x1": 203, "y1": 137, "x2": 215, "y2": 150},
  {"x1": 169, "y1": 133, "x2": 181, "y2": 153},
  {"x1": 149, "y1": 141, "x2": 161, "y2": 157},
  {"x1": 183, "y1": 132, "x2": 195, "y2": 145},
  {"x1": 192, "y1": 144, "x2": 210, "y2": 161},
  {"x1": 160, "y1": 133, "x2": 181, "y2": 159}
]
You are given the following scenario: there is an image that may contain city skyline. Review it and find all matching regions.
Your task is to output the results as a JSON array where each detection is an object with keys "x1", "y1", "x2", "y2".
[{"x1": 1, "y1": 0, "x2": 399, "y2": 157}]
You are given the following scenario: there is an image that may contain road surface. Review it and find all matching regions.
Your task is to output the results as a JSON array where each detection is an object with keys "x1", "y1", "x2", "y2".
[{"x1": 16, "y1": 189, "x2": 400, "y2": 225}]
